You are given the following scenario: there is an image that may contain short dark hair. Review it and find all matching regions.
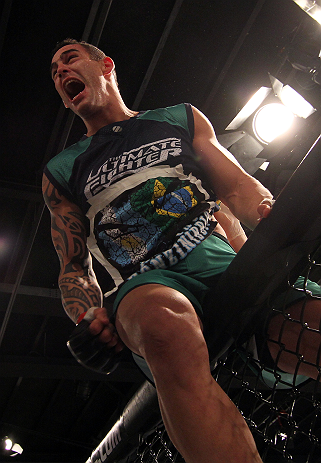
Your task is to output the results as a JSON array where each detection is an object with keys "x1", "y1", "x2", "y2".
[
  {"x1": 51, "y1": 38, "x2": 106, "y2": 61},
  {"x1": 50, "y1": 38, "x2": 117, "y2": 82}
]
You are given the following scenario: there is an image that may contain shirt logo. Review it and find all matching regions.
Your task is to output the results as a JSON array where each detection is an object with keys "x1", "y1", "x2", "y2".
[{"x1": 84, "y1": 137, "x2": 182, "y2": 199}]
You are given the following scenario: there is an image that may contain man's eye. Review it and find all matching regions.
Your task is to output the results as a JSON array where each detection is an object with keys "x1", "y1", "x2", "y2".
[{"x1": 67, "y1": 55, "x2": 77, "y2": 62}]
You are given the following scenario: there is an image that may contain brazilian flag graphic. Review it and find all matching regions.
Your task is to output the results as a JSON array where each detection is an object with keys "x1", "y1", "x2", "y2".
[{"x1": 97, "y1": 177, "x2": 201, "y2": 268}]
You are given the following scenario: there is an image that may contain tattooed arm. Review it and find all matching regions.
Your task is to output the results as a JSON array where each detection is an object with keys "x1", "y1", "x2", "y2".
[
  {"x1": 42, "y1": 173, "x2": 102, "y2": 323},
  {"x1": 42, "y1": 174, "x2": 123, "y2": 351}
]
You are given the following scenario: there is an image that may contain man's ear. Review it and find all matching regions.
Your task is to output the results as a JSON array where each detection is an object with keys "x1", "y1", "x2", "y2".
[{"x1": 103, "y1": 56, "x2": 115, "y2": 77}]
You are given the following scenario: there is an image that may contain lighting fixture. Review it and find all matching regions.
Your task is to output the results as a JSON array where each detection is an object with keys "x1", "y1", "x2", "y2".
[
  {"x1": 1, "y1": 437, "x2": 23, "y2": 457},
  {"x1": 225, "y1": 75, "x2": 315, "y2": 143},
  {"x1": 292, "y1": 0, "x2": 321, "y2": 26},
  {"x1": 225, "y1": 87, "x2": 271, "y2": 131},
  {"x1": 252, "y1": 103, "x2": 295, "y2": 144},
  {"x1": 270, "y1": 75, "x2": 316, "y2": 118}
]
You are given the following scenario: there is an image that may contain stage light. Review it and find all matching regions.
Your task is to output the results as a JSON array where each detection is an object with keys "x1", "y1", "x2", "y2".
[
  {"x1": 225, "y1": 87, "x2": 271, "y2": 131},
  {"x1": 224, "y1": 75, "x2": 315, "y2": 144},
  {"x1": 4, "y1": 438, "x2": 12, "y2": 451},
  {"x1": 252, "y1": 103, "x2": 295, "y2": 144},
  {"x1": 219, "y1": 74, "x2": 316, "y2": 174},
  {"x1": 292, "y1": 0, "x2": 321, "y2": 26},
  {"x1": 0, "y1": 236, "x2": 11, "y2": 259},
  {"x1": 259, "y1": 161, "x2": 270, "y2": 171},
  {"x1": 1, "y1": 437, "x2": 23, "y2": 457},
  {"x1": 279, "y1": 84, "x2": 315, "y2": 118}
]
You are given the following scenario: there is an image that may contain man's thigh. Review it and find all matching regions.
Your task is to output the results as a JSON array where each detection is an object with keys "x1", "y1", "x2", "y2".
[
  {"x1": 115, "y1": 281, "x2": 203, "y2": 354},
  {"x1": 115, "y1": 282, "x2": 208, "y2": 384}
]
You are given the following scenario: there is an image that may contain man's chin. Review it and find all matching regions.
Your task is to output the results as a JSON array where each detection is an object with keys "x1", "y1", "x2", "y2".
[
  {"x1": 71, "y1": 105, "x2": 101, "y2": 128},
  {"x1": 69, "y1": 100, "x2": 91, "y2": 117}
]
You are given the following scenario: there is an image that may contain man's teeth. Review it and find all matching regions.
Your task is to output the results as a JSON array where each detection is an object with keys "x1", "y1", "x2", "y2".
[{"x1": 64, "y1": 80, "x2": 85, "y2": 100}]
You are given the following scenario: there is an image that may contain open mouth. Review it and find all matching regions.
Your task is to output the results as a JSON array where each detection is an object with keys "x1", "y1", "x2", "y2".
[{"x1": 64, "y1": 79, "x2": 85, "y2": 101}]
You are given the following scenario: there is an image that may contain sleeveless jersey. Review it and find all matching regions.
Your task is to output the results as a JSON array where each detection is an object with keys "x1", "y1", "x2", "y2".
[{"x1": 44, "y1": 103, "x2": 219, "y2": 297}]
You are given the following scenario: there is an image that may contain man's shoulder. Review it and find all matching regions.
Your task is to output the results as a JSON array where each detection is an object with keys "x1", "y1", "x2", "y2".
[
  {"x1": 138, "y1": 103, "x2": 193, "y2": 136},
  {"x1": 46, "y1": 136, "x2": 91, "y2": 173},
  {"x1": 44, "y1": 136, "x2": 92, "y2": 201},
  {"x1": 139, "y1": 103, "x2": 189, "y2": 119}
]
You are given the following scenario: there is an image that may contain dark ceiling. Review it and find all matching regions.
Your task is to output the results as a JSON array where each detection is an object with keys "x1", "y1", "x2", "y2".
[{"x1": 1, "y1": 0, "x2": 321, "y2": 461}]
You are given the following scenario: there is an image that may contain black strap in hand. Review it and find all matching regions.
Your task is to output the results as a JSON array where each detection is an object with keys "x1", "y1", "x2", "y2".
[{"x1": 67, "y1": 319, "x2": 126, "y2": 374}]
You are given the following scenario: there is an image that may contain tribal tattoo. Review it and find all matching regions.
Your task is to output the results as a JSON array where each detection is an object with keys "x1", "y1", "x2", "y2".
[
  {"x1": 59, "y1": 275, "x2": 102, "y2": 323},
  {"x1": 43, "y1": 175, "x2": 102, "y2": 323}
]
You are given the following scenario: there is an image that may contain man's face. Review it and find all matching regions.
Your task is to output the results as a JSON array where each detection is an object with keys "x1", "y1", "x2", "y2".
[{"x1": 51, "y1": 44, "x2": 108, "y2": 118}]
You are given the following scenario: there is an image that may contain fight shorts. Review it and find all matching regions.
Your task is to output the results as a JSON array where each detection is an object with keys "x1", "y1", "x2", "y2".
[{"x1": 113, "y1": 233, "x2": 321, "y2": 383}]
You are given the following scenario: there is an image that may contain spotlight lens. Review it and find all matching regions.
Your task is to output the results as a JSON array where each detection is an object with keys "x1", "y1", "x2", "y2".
[
  {"x1": 252, "y1": 103, "x2": 294, "y2": 144},
  {"x1": 4, "y1": 438, "x2": 12, "y2": 450}
]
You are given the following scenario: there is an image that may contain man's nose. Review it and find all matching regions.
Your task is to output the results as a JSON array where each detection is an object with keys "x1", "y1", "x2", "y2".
[{"x1": 56, "y1": 62, "x2": 70, "y2": 78}]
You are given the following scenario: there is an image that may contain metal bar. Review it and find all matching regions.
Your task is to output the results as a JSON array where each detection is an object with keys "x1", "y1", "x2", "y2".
[
  {"x1": 0, "y1": 356, "x2": 143, "y2": 382},
  {"x1": 86, "y1": 381, "x2": 160, "y2": 463},
  {"x1": 209, "y1": 134, "x2": 321, "y2": 358},
  {"x1": 0, "y1": 283, "x2": 60, "y2": 298},
  {"x1": 132, "y1": 0, "x2": 185, "y2": 110},
  {"x1": 3, "y1": 202, "x2": 36, "y2": 284},
  {"x1": 0, "y1": 0, "x2": 114, "y2": 349},
  {"x1": 0, "y1": 186, "x2": 42, "y2": 202},
  {"x1": 82, "y1": 0, "x2": 103, "y2": 42},
  {"x1": 0, "y1": 283, "x2": 60, "y2": 300},
  {"x1": 91, "y1": 0, "x2": 113, "y2": 46},
  {"x1": 203, "y1": 0, "x2": 267, "y2": 113},
  {"x1": 0, "y1": 202, "x2": 44, "y2": 348}
]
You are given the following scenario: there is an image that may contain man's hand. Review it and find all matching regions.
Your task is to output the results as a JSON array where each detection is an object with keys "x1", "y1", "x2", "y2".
[
  {"x1": 214, "y1": 202, "x2": 248, "y2": 252},
  {"x1": 87, "y1": 307, "x2": 124, "y2": 353},
  {"x1": 257, "y1": 199, "x2": 275, "y2": 221},
  {"x1": 67, "y1": 307, "x2": 126, "y2": 374}
]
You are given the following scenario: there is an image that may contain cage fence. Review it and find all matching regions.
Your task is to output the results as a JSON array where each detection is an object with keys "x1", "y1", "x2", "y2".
[
  {"x1": 125, "y1": 258, "x2": 321, "y2": 463},
  {"x1": 86, "y1": 244, "x2": 321, "y2": 462},
  {"x1": 85, "y1": 251, "x2": 321, "y2": 463},
  {"x1": 85, "y1": 138, "x2": 321, "y2": 463}
]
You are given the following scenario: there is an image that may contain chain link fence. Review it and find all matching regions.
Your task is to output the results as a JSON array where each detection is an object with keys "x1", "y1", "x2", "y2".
[
  {"x1": 124, "y1": 250, "x2": 321, "y2": 462},
  {"x1": 127, "y1": 273, "x2": 321, "y2": 462},
  {"x1": 86, "y1": 137, "x2": 321, "y2": 463}
]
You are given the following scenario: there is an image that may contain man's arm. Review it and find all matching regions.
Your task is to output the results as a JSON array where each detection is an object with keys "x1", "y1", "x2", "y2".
[
  {"x1": 214, "y1": 202, "x2": 248, "y2": 252},
  {"x1": 42, "y1": 173, "x2": 103, "y2": 324},
  {"x1": 192, "y1": 106, "x2": 273, "y2": 230}
]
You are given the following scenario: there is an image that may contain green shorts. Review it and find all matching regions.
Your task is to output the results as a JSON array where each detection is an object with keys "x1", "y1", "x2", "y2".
[
  {"x1": 113, "y1": 233, "x2": 321, "y2": 383},
  {"x1": 113, "y1": 233, "x2": 236, "y2": 318},
  {"x1": 113, "y1": 233, "x2": 236, "y2": 382}
]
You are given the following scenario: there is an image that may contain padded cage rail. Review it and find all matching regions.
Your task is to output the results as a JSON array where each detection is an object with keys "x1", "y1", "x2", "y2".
[{"x1": 85, "y1": 135, "x2": 321, "y2": 463}]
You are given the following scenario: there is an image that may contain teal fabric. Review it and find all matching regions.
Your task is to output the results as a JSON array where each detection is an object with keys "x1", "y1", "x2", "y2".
[
  {"x1": 46, "y1": 136, "x2": 92, "y2": 195},
  {"x1": 113, "y1": 234, "x2": 235, "y2": 315},
  {"x1": 138, "y1": 104, "x2": 191, "y2": 135}
]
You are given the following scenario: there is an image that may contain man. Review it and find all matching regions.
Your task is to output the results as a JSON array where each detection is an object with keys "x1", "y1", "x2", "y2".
[{"x1": 43, "y1": 38, "x2": 317, "y2": 463}]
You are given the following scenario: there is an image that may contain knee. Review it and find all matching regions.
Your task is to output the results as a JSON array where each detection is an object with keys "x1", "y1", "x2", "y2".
[{"x1": 115, "y1": 284, "x2": 203, "y2": 360}]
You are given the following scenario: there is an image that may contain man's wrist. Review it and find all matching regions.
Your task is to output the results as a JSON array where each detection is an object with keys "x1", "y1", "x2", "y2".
[
  {"x1": 229, "y1": 230, "x2": 246, "y2": 242},
  {"x1": 76, "y1": 307, "x2": 99, "y2": 325}
]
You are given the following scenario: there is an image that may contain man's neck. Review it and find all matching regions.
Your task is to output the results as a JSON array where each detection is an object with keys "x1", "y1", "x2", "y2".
[{"x1": 84, "y1": 102, "x2": 138, "y2": 137}]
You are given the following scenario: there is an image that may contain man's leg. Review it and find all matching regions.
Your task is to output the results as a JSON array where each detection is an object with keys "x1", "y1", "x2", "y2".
[
  {"x1": 267, "y1": 296, "x2": 321, "y2": 379},
  {"x1": 115, "y1": 283, "x2": 262, "y2": 463}
]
